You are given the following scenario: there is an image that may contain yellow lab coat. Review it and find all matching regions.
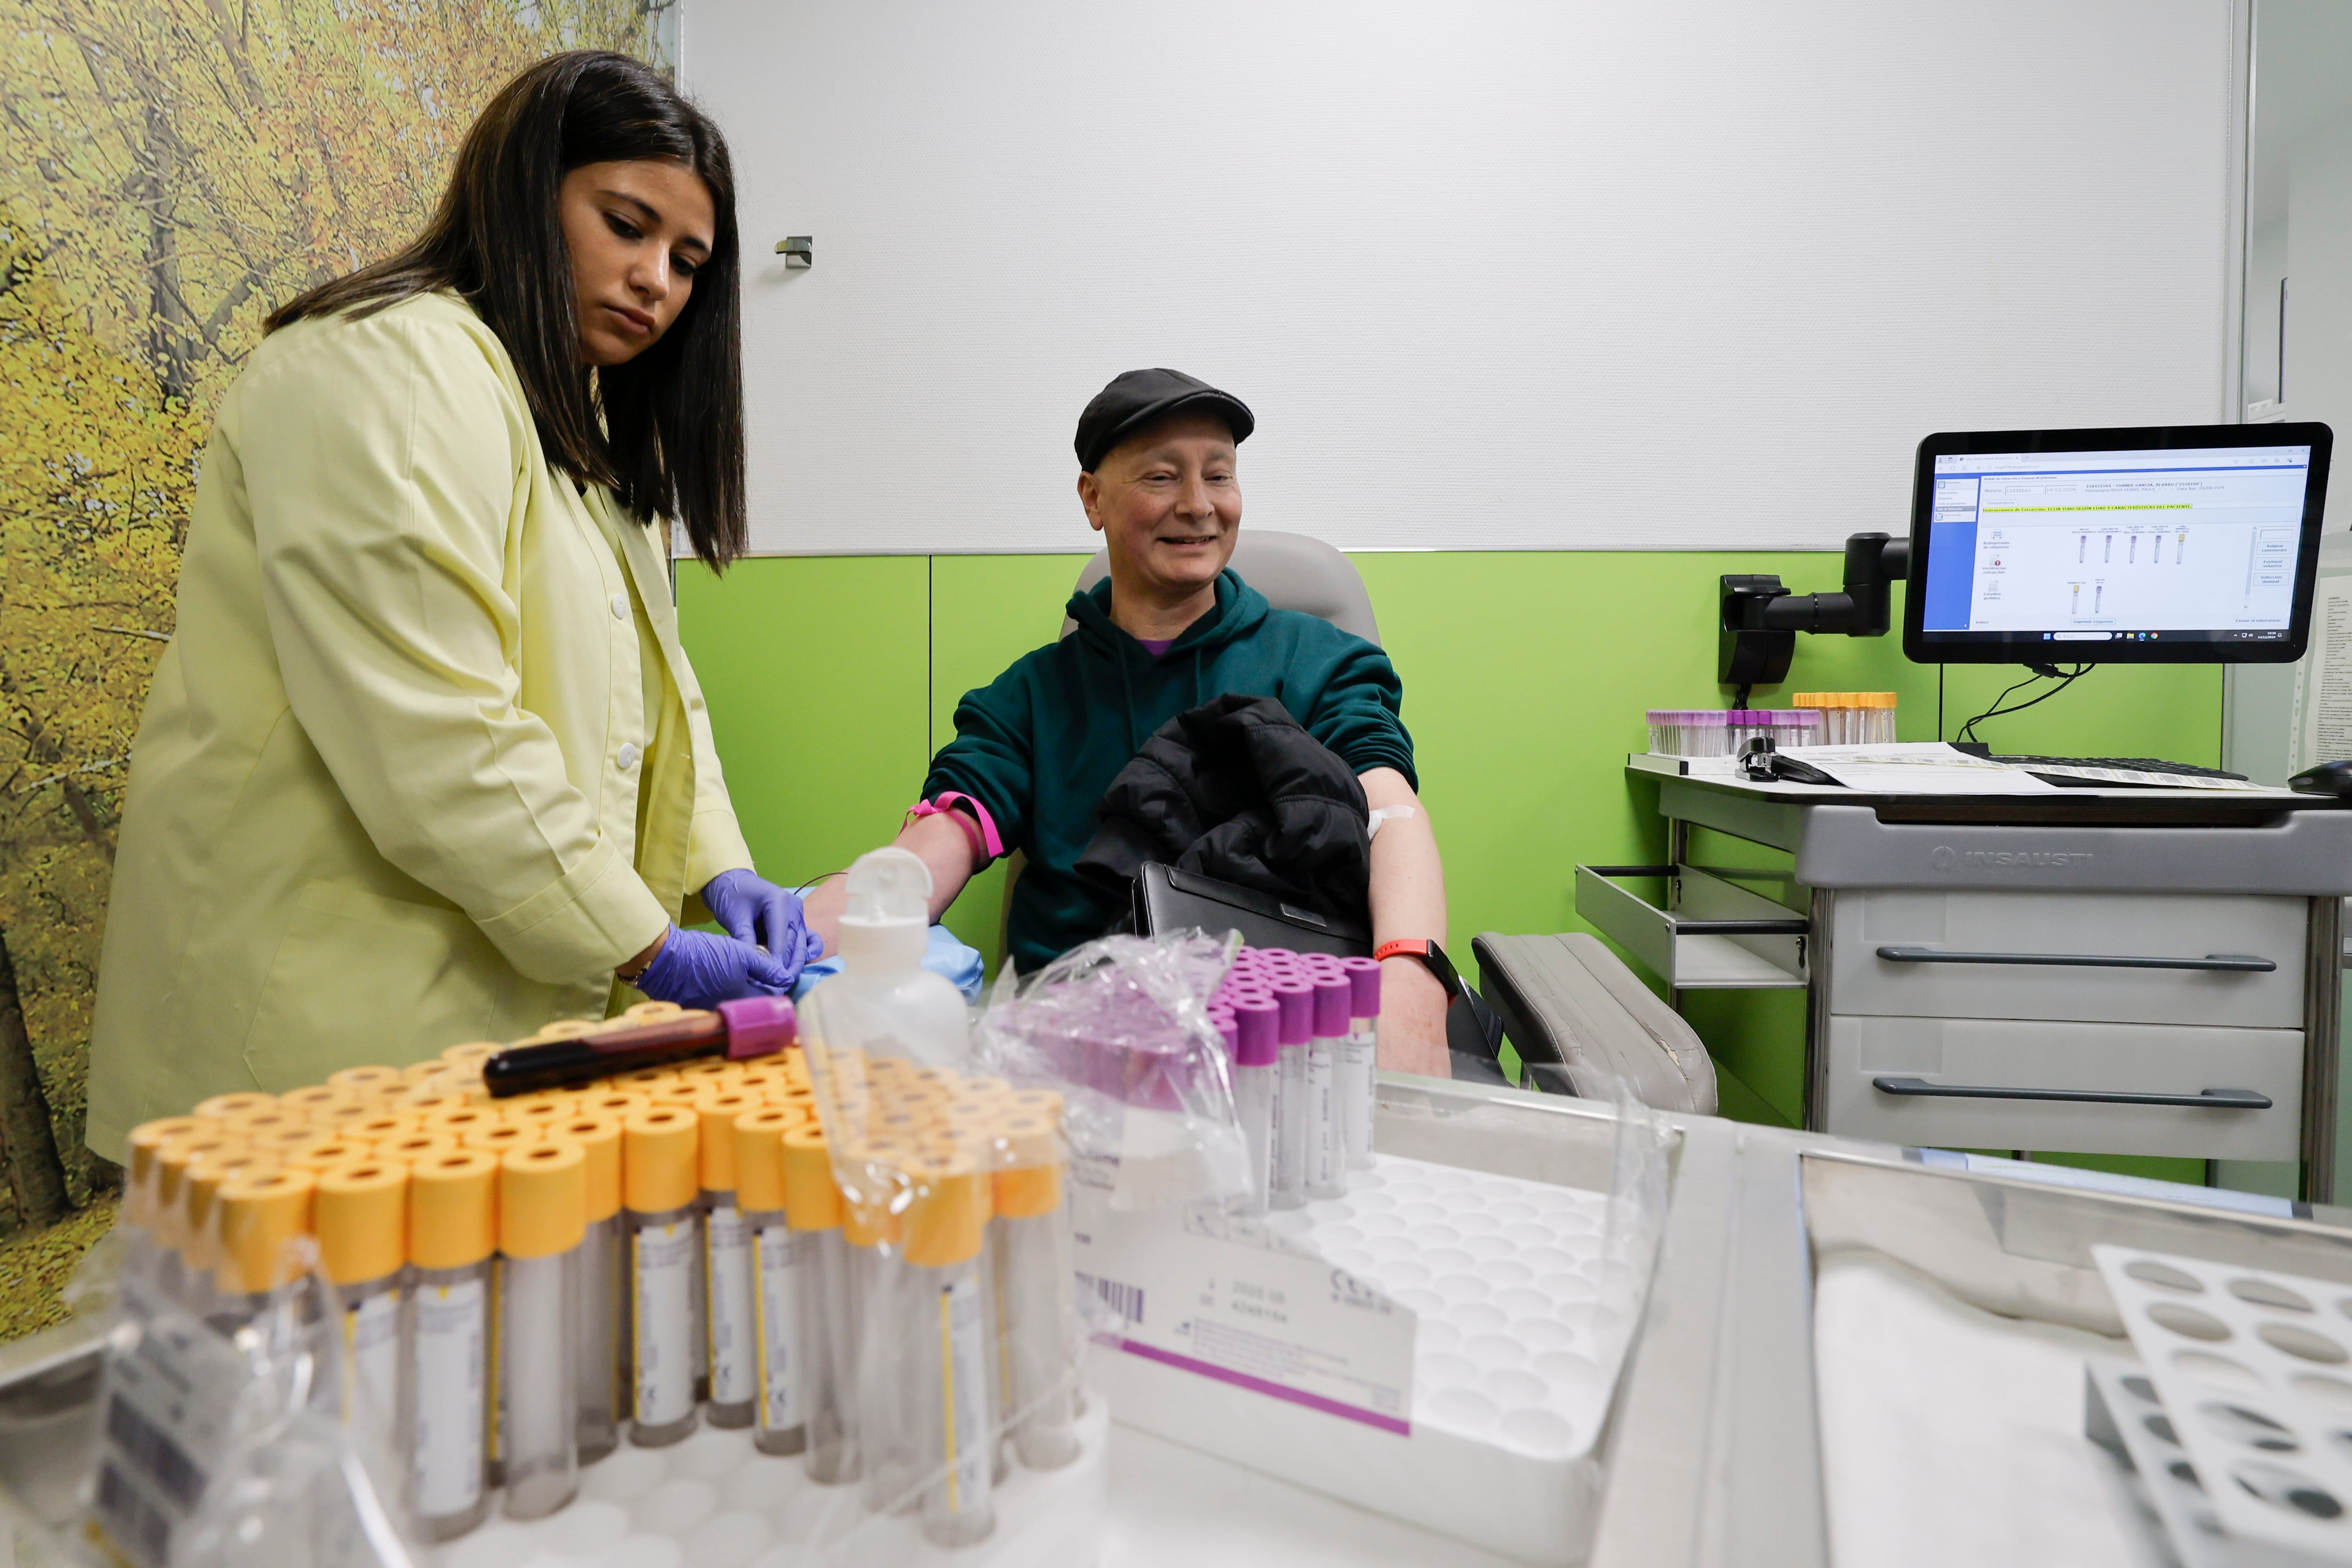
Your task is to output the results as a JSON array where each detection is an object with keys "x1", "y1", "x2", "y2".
[{"x1": 86, "y1": 292, "x2": 751, "y2": 1154}]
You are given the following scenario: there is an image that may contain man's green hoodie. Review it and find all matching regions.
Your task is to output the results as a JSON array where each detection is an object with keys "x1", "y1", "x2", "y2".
[{"x1": 925, "y1": 569, "x2": 1415, "y2": 974}]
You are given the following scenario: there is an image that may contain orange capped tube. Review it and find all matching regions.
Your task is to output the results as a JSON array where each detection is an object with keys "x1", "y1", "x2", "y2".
[
  {"x1": 405, "y1": 1148, "x2": 497, "y2": 1538},
  {"x1": 316, "y1": 1158, "x2": 407, "y2": 1440},
  {"x1": 735, "y1": 1105, "x2": 808, "y2": 1456},
  {"x1": 781, "y1": 1122, "x2": 854, "y2": 1481},
  {"x1": 993, "y1": 1113, "x2": 1079, "y2": 1469},
  {"x1": 622, "y1": 1108, "x2": 700, "y2": 1446},
  {"x1": 904, "y1": 1158, "x2": 995, "y2": 1545},
  {"x1": 555, "y1": 1113, "x2": 625, "y2": 1463},
  {"x1": 214, "y1": 1168, "x2": 316, "y2": 1298},
  {"x1": 125, "y1": 1117, "x2": 205, "y2": 1233},
  {"x1": 498, "y1": 1140, "x2": 587, "y2": 1520}
]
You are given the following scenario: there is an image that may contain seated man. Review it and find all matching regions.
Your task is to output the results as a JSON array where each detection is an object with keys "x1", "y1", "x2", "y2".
[{"x1": 805, "y1": 369, "x2": 1453, "y2": 1074}]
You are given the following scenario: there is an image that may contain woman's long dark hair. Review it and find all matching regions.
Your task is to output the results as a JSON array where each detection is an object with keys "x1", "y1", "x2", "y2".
[{"x1": 268, "y1": 51, "x2": 747, "y2": 569}]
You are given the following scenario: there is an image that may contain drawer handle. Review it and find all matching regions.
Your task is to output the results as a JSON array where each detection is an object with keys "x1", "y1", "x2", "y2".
[
  {"x1": 1875, "y1": 946, "x2": 2277, "y2": 973},
  {"x1": 1871, "y1": 1076, "x2": 2273, "y2": 1110}
]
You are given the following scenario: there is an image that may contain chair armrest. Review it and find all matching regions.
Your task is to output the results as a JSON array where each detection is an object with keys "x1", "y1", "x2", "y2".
[{"x1": 1473, "y1": 932, "x2": 1719, "y2": 1116}]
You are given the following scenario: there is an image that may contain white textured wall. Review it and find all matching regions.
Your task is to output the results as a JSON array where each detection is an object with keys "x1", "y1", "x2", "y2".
[{"x1": 684, "y1": 1, "x2": 2238, "y2": 554}]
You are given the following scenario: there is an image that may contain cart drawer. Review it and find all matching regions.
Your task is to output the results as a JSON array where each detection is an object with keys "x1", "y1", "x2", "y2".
[
  {"x1": 1820, "y1": 1013, "x2": 2301, "y2": 1159},
  {"x1": 1828, "y1": 890, "x2": 2306, "y2": 1028},
  {"x1": 1573, "y1": 863, "x2": 1808, "y2": 991}
]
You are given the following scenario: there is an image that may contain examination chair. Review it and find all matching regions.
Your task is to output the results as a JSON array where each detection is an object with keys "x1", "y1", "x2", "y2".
[{"x1": 1063, "y1": 534, "x2": 1719, "y2": 1112}]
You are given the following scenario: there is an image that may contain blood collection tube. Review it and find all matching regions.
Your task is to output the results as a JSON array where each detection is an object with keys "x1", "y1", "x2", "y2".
[
  {"x1": 123, "y1": 1117, "x2": 204, "y2": 1267},
  {"x1": 784, "y1": 1123, "x2": 858, "y2": 1483},
  {"x1": 1209, "y1": 1006, "x2": 1238, "y2": 1059},
  {"x1": 192, "y1": 1091, "x2": 275, "y2": 1124},
  {"x1": 285, "y1": 1134, "x2": 376, "y2": 1174},
  {"x1": 1230, "y1": 1000, "x2": 1279, "y2": 1213},
  {"x1": 185, "y1": 1148, "x2": 280, "y2": 1325},
  {"x1": 314, "y1": 1158, "x2": 408, "y2": 1444},
  {"x1": 993, "y1": 1111, "x2": 1080, "y2": 1469},
  {"x1": 1269, "y1": 979, "x2": 1314, "y2": 1210},
  {"x1": 904, "y1": 1156, "x2": 995, "y2": 1547},
  {"x1": 622, "y1": 1107, "x2": 701, "y2": 1446},
  {"x1": 482, "y1": 995, "x2": 795, "y2": 1098},
  {"x1": 1307, "y1": 969, "x2": 1350, "y2": 1199},
  {"x1": 695, "y1": 1090, "x2": 762, "y2": 1428},
  {"x1": 461, "y1": 1120, "x2": 540, "y2": 1161},
  {"x1": 933, "y1": 1106, "x2": 1010, "y2": 1486},
  {"x1": 734, "y1": 1105, "x2": 809, "y2": 1456},
  {"x1": 328, "y1": 1064, "x2": 405, "y2": 1102},
  {"x1": 223, "y1": 1107, "x2": 309, "y2": 1147},
  {"x1": 340, "y1": 1109, "x2": 423, "y2": 1145},
  {"x1": 1339, "y1": 957, "x2": 1382, "y2": 1169},
  {"x1": 849, "y1": 1151, "x2": 916, "y2": 1514},
  {"x1": 498, "y1": 1139, "x2": 586, "y2": 1519},
  {"x1": 405, "y1": 1148, "x2": 499, "y2": 1540},
  {"x1": 279, "y1": 1084, "x2": 365, "y2": 1124},
  {"x1": 552, "y1": 1112, "x2": 625, "y2": 1463},
  {"x1": 152, "y1": 1131, "x2": 242, "y2": 1307},
  {"x1": 427, "y1": 1105, "x2": 501, "y2": 1144},
  {"x1": 212, "y1": 1167, "x2": 316, "y2": 1313},
  {"x1": 502, "y1": 1090, "x2": 581, "y2": 1136},
  {"x1": 379, "y1": 1130, "x2": 459, "y2": 1169}
]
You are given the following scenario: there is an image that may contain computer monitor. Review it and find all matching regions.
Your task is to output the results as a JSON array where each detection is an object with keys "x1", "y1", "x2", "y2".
[{"x1": 1903, "y1": 424, "x2": 2333, "y2": 664}]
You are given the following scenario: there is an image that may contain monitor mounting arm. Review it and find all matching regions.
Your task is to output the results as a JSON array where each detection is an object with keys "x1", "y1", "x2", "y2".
[{"x1": 1718, "y1": 531, "x2": 1910, "y2": 690}]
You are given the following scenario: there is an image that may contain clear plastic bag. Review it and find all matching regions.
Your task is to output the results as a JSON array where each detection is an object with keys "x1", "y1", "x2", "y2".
[
  {"x1": 1593, "y1": 1077, "x2": 1674, "y2": 1378},
  {"x1": 790, "y1": 947, "x2": 1100, "y2": 1555},
  {"x1": 969, "y1": 932, "x2": 1250, "y2": 1211},
  {"x1": 86, "y1": 1230, "x2": 418, "y2": 1568}
]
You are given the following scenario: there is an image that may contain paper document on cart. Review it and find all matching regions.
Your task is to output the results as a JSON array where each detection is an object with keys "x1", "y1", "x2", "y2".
[
  {"x1": 1071, "y1": 1190, "x2": 1417, "y2": 1434},
  {"x1": 1780, "y1": 741, "x2": 2060, "y2": 794}
]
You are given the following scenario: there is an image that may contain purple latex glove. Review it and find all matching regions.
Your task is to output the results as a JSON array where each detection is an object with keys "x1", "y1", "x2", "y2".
[
  {"x1": 701, "y1": 868, "x2": 825, "y2": 982},
  {"x1": 631, "y1": 925, "x2": 795, "y2": 1011}
]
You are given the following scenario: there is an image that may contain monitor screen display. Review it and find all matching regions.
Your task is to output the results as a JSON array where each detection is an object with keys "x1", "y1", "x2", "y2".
[{"x1": 1905, "y1": 426, "x2": 2331, "y2": 664}]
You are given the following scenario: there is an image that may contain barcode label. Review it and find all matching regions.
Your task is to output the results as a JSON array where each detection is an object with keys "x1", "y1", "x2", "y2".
[
  {"x1": 1081, "y1": 1273, "x2": 1145, "y2": 1325},
  {"x1": 94, "y1": 1459, "x2": 172, "y2": 1567},
  {"x1": 91, "y1": 1278, "x2": 250, "y2": 1568},
  {"x1": 103, "y1": 1391, "x2": 208, "y2": 1510}
]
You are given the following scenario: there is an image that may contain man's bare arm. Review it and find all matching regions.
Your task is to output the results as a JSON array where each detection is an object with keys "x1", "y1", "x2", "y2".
[
  {"x1": 803, "y1": 810, "x2": 983, "y2": 956},
  {"x1": 1360, "y1": 766, "x2": 1451, "y2": 1078}
]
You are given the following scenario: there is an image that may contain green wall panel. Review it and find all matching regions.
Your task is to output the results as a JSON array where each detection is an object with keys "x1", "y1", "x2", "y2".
[
  {"x1": 928, "y1": 555, "x2": 1093, "y2": 752},
  {"x1": 680, "y1": 547, "x2": 2224, "y2": 1143},
  {"x1": 677, "y1": 557, "x2": 929, "y2": 894}
]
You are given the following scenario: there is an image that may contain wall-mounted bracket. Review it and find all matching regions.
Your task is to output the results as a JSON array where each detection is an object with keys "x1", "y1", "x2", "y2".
[
  {"x1": 1717, "y1": 531, "x2": 1909, "y2": 689},
  {"x1": 775, "y1": 236, "x2": 813, "y2": 269}
]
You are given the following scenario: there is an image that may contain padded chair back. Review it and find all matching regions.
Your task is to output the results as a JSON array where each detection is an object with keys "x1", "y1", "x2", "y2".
[{"x1": 1059, "y1": 530, "x2": 1381, "y2": 644}]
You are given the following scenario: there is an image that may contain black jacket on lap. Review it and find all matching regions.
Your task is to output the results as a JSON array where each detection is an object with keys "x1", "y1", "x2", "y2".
[{"x1": 1075, "y1": 694, "x2": 1372, "y2": 934}]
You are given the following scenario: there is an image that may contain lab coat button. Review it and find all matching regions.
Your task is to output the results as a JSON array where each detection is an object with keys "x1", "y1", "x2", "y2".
[
  {"x1": 611, "y1": 592, "x2": 630, "y2": 620},
  {"x1": 617, "y1": 742, "x2": 641, "y2": 770}
]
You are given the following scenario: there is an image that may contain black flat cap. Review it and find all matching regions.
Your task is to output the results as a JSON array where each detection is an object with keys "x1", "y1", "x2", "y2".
[{"x1": 1074, "y1": 368, "x2": 1255, "y2": 472}]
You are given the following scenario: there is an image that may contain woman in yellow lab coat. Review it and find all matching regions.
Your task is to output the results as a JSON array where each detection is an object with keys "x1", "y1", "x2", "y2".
[{"x1": 86, "y1": 54, "x2": 814, "y2": 1155}]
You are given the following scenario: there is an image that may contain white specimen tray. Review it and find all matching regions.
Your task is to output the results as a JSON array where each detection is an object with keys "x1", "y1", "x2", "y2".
[{"x1": 1093, "y1": 1153, "x2": 1631, "y2": 1564}]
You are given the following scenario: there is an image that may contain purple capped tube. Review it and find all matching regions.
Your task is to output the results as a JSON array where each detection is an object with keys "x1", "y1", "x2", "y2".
[
  {"x1": 1339, "y1": 957, "x2": 1383, "y2": 1168},
  {"x1": 1268, "y1": 980, "x2": 1314, "y2": 1210},
  {"x1": 1307, "y1": 974, "x2": 1351, "y2": 1198},
  {"x1": 1230, "y1": 999, "x2": 1280, "y2": 1213}
]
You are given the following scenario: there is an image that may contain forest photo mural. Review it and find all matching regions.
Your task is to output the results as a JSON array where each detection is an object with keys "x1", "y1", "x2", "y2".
[{"x1": 0, "y1": 0, "x2": 676, "y2": 1254}]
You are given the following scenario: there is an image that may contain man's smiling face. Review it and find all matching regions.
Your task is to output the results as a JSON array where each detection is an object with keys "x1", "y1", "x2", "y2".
[{"x1": 1079, "y1": 412, "x2": 1242, "y2": 597}]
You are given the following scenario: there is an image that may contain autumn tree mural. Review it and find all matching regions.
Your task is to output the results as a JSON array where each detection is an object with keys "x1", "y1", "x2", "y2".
[{"x1": 0, "y1": 0, "x2": 676, "y2": 1236}]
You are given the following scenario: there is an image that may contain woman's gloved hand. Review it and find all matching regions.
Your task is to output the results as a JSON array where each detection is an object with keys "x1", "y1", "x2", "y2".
[
  {"x1": 701, "y1": 869, "x2": 825, "y2": 981},
  {"x1": 629, "y1": 925, "x2": 796, "y2": 1011}
]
